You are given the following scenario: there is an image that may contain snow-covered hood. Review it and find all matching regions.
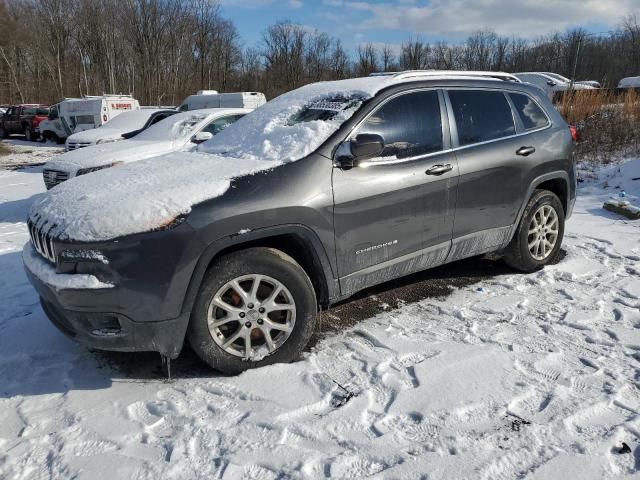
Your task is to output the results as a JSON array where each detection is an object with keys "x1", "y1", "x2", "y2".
[
  {"x1": 45, "y1": 139, "x2": 179, "y2": 174},
  {"x1": 30, "y1": 151, "x2": 271, "y2": 242},
  {"x1": 67, "y1": 128, "x2": 126, "y2": 145}
]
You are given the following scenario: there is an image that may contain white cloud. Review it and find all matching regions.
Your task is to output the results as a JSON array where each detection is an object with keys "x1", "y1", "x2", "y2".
[
  {"x1": 289, "y1": 0, "x2": 304, "y2": 7},
  {"x1": 323, "y1": 0, "x2": 640, "y2": 38}
]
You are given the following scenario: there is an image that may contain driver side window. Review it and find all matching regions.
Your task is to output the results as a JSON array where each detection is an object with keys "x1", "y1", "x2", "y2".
[
  {"x1": 356, "y1": 90, "x2": 443, "y2": 160},
  {"x1": 202, "y1": 115, "x2": 244, "y2": 136}
]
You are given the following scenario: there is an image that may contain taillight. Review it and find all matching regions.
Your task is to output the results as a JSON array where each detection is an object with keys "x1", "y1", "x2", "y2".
[{"x1": 568, "y1": 125, "x2": 578, "y2": 142}]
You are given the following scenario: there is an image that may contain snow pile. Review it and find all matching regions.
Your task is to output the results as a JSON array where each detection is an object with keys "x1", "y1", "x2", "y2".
[
  {"x1": 199, "y1": 76, "x2": 391, "y2": 161},
  {"x1": 22, "y1": 243, "x2": 113, "y2": 289}
]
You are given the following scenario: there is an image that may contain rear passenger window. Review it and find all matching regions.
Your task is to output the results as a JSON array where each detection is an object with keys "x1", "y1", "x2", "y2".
[
  {"x1": 448, "y1": 90, "x2": 515, "y2": 146},
  {"x1": 357, "y1": 90, "x2": 443, "y2": 159},
  {"x1": 509, "y1": 93, "x2": 549, "y2": 130}
]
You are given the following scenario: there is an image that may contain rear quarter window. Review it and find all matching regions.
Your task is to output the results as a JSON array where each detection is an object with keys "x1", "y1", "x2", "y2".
[
  {"x1": 509, "y1": 93, "x2": 550, "y2": 130},
  {"x1": 448, "y1": 90, "x2": 515, "y2": 146}
]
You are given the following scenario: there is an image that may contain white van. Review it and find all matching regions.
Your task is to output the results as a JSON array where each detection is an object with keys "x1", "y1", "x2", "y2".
[
  {"x1": 178, "y1": 91, "x2": 266, "y2": 111},
  {"x1": 37, "y1": 95, "x2": 140, "y2": 143}
]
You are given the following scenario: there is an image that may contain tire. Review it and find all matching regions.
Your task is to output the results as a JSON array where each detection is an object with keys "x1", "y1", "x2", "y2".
[
  {"x1": 503, "y1": 189, "x2": 565, "y2": 272},
  {"x1": 43, "y1": 131, "x2": 60, "y2": 144},
  {"x1": 188, "y1": 247, "x2": 317, "y2": 374},
  {"x1": 24, "y1": 126, "x2": 33, "y2": 142},
  {"x1": 0, "y1": 126, "x2": 6, "y2": 139}
]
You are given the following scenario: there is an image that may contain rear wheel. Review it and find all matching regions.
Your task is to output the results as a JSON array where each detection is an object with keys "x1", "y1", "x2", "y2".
[
  {"x1": 24, "y1": 126, "x2": 34, "y2": 142},
  {"x1": 188, "y1": 247, "x2": 317, "y2": 374},
  {"x1": 43, "y1": 131, "x2": 60, "y2": 144},
  {"x1": 0, "y1": 126, "x2": 6, "y2": 139},
  {"x1": 503, "y1": 190, "x2": 565, "y2": 272}
]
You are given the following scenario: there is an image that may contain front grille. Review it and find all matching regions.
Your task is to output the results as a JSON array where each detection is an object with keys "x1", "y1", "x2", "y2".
[
  {"x1": 27, "y1": 220, "x2": 57, "y2": 264},
  {"x1": 43, "y1": 169, "x2": 69, "y2": 189},
  {"x1": 66, "y1": 142, "x2": 91, "y2": 151}
]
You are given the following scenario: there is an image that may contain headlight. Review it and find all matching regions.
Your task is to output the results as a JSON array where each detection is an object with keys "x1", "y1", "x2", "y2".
[{"x1": 76, "y1": 161, "x2": 122, "y2": 177}]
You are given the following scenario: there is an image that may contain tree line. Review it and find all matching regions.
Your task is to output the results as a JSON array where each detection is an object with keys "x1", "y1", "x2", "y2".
[{"x1": 0, "y1": 0, "x2": 639, "y2": 106}]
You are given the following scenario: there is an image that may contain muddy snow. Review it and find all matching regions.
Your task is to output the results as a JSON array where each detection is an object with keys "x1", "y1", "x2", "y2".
[{"x1": 1, "y1": 142, "x2": 639, "y2": 479}]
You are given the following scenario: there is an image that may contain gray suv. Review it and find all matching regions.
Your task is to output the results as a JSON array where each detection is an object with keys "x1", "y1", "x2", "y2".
[{"x1": 24, "y1": 72, "x2": 576, "y2": 374}]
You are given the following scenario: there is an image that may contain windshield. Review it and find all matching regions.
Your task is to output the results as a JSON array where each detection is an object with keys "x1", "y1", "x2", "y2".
[
  {"x1": 200, "y1": 83, "x2": 369, "y2": 162},
  {"x1": 100, "y1": 110, "x2": 156, "y2": 130},
  {"x1": 24, "y1": 107, "x2": 49, "y2": 116},
  {"x1": 134, "y1": 111, "x2": 208, "y2": 142}
]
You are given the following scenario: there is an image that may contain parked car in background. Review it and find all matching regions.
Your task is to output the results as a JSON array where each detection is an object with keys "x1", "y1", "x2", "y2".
[
  {"x1": 43, "y1": 108, "x2": 249, "y2": 189},
  {"x1": 65, "y1": 108, "x2": 176, "y2": 151},
  {"x1": 618, "y1": 76, "x2": 640, "y2": 91},
  {"x1": 26, "y1": 71, "x2": 576, "y2": 373},
  {"x1": 38, "y1": 95, "x2": 140, "y2": 144},
  {"x1": 514, "y1": 72, "x2": 595, "y2": 99},
  {"x1": 178, "y1": 91, "x2": 266, "y2": 111},
  {"x1": 0, "y1": 104, "x2": 50, "y2": 141},
  {"x1": 0, "y1": 105, "x2": 8, "y2": 116}
]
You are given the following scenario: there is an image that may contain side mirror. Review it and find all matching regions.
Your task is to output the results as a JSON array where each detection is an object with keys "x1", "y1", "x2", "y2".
[
  {"x1": 546, "y1": 80, "x2": 557, "y2": 87},
  {"x1": 351, "y1": 133, "x2": 384, "y2": 159},
  {"x1": 191, "y1": 131, "x2": 213, "y2": 144},
  {"x1": 335, "y1": 134, "x2": 385, "y2": 169}
]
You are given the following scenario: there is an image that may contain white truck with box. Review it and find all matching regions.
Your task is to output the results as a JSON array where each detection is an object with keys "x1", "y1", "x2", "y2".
[
  {"x1": 178, "y1": 91, "x2": 266, "y2": 111},
  {"x1": 37, "y1": 95, "x2": 140, "y2": 143}
]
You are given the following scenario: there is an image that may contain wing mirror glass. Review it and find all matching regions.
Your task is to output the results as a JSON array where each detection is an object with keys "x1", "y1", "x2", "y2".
[
  {"x1": 191, "y1": 131, "x2": 213, "y2": 144},
  {"x1": 335, "y1": 134, "x2": 385, "y2": 169}
]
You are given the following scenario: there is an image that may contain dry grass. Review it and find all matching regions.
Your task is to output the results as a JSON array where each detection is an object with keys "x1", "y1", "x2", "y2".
[
  {"x1": 0, "y1": 141, "x2": 11, "y2": 157},
  {"x1": 557, "y1": 89, "x2": 640, "y2": 164}
]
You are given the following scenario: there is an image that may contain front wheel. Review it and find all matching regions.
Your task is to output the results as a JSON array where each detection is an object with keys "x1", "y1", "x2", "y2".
[
  {"x1": 188, "y1": 247, "x2": 317, "y2": 374},
  {"x1": 503, "y1": 190, "x2": 565, "y2": 272}
]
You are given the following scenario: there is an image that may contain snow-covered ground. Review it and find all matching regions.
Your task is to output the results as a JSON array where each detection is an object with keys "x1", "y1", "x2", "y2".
[
  {"x1": 0, "y1": 138, "x2": 63, "y2": 169},
  {"x1": 1, "y1": 143, "x2": 640, "y2": 478}
]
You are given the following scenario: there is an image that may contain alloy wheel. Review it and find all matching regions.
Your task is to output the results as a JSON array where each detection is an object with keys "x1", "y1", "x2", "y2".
[
  {"x1": 527, "y1": 204, "x2": 559, "y2": 260},
  {"x1": 207, "y1": 274, "x2": 296, "y2": 359}
]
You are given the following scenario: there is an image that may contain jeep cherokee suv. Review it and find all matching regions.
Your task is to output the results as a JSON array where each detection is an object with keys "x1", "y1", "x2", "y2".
[{"x1": 24, "y1": 71, "x2": 575, "y2": 374}]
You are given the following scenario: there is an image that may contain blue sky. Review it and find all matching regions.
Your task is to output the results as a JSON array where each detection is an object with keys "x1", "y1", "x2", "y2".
[{"x1": 220, "y1": 0, "x2": 640, "y2": 51}]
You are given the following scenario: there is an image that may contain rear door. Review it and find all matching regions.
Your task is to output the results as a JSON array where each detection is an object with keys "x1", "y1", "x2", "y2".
[
  {"x1": 332, "y1": 89, "x2": 458, "y2": 294},
  {"x1": 445, "y1": 88, "x2": 541, "y2": 261},
  {"x1": 5, "y1": 107, "x2": 20, "y2": 133}
]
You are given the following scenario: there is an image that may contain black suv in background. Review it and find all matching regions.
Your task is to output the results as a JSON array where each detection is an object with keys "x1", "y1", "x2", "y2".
[{"x1": 25, "y1": 71, "x2": 576, "y2": 374}]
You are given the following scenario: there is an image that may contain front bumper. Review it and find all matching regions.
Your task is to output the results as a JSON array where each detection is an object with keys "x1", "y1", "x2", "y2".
[
  {"x1": 27, "y1": 267, "x2": 189, "y2": 358},
  {"x1": 23, "y1": 221, "x2": 206, "y2": 358}
]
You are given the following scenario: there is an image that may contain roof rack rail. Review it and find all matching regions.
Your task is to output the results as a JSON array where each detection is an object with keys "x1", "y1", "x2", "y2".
[{"x1": 370, "y1": 70, "x2": 521, "y2": 83}]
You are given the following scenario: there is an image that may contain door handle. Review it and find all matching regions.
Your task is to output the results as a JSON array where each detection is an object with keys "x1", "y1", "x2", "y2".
[
  {"x1": 425, "y1": 164, "x2": 453, "y2": 176},
  {"x1": 516, "y1": 146, "x2": 536, "y2": 156}
]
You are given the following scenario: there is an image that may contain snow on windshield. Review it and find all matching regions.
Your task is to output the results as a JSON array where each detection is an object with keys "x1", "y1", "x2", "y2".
[
  {"x1": 99, "y1": 110, "x2": 158, "y2": 130},
  {"x1": 134, "y1": 112, "x2": 208, "y2": 142},
  {"x1": 199, "y1": 77, "x2": 386, "y2": 162}
]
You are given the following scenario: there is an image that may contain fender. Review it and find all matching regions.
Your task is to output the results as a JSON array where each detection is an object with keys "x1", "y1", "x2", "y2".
[
  {"x1": 507, "y1": 170, "x2": 571, "y2": 243},
  {"x1": 180, "y1": 224, "x2": 339, "y2": 317}
]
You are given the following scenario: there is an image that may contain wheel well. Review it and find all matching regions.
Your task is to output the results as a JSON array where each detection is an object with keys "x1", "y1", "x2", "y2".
[
  {"x1": 209, "y1": 234, "x2": 330, "y2": 309},
  {"x1": 536, "y1": 178, "x2": 567, "y2": 214}
]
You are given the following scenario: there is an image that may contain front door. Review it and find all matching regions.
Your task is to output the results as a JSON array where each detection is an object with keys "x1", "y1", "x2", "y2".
[{"x1": 332, "y1": 89, "x2": 458, "y2": 295}]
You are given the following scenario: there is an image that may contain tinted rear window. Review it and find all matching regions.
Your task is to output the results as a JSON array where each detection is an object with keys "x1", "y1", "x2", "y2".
[
  {"x1": 448, "y1": 90, "x2": 515, "y2": 146},
  {"x1": 509, "y1": 93, "x2": 549, "y2": 130}
]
